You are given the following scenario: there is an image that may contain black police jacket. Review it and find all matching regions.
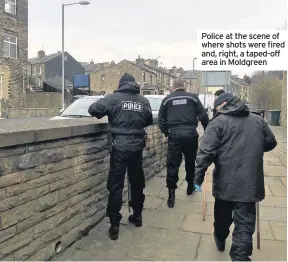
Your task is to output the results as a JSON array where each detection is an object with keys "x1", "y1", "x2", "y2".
[
  {"x1": 88, "y1": 81, "x2": 153, "y2": 137},
  {"x1": 194, "y1": 97, "x2": 277, "y2": 202},
  {"x1": 158, "y1": 89, "x2": 209, "y2": 136}
]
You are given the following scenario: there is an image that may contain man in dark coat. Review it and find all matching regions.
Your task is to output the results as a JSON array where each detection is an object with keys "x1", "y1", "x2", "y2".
[
  {"x1": 88, "y1": 72, "x2": 153, "y2": 240},
  {"x1": 193, "y1": 93, "x2": 277, "y2": 261},
  {"x1": 158, "y1": 78, "x2": 209, "y2": 208}
]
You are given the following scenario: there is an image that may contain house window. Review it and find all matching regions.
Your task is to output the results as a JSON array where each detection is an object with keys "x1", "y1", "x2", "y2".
[
  {"x1": 143, "y1": 90, "x2": 151, "y2": 95},
  {"x1": 0, "y1": 75, "x2": 3, "y2": 98},
  {"x1": 150, "y1": 74, "x2": 153, "y2": 83},
  {"x1": 101, "y1": 74, "x2": 105, "y2": 81},
  {"x1": 3, "y1": 33, "x2": 17, "y2": 58},
  {"x1": 142, "y1": 72, "x2": 145, "y2": 82},
  {"x1": 5, "y1": 0, "x2": 16, "y2": 15},
  {"x1": 38, "y1": 65, "x2": 42, "y2": 74},
  {"x1": 32, "y1": 66, "x2": 37, "y2": 75}
]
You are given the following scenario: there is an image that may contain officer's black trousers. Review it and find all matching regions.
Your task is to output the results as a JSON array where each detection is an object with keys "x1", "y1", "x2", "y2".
[
  {"x1": 166, "y1": 135, "x2": 198, "y2": 189},
  {"x1": 214, "y1": 198, "x2": 256, "y2": 261},
  {"x1": 106, "y1": 147, "x2": 145, "y2": 225}
]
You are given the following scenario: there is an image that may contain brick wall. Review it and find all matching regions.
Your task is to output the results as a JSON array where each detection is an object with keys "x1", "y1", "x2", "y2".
[
  {"x1": 25, "y1": 92, "x2": 61, "y2": 109},
  {"x1": 281, "y1": 71, "x2": 287, "y2": 127},
  {"x1": 0, "y1": 119, "x2": 167, "y2": 260},
  {"x1": 0, "y1": 0, "x2": 28, "y2": 108}
]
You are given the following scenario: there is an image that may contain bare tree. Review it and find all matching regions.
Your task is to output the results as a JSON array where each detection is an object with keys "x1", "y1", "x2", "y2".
[{"x1": 250, "y1": 72, "x2": 283, "y2": 110}]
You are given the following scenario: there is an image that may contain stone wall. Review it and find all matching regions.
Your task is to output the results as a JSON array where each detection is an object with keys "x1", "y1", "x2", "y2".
[
  {"x1": 25, "y1": 92, "x2": 61, "y2": 109},
  {"x1": 0, "y1": 92, "x2": 62, "y2": 118},
  {"x1": 0, "y1": 65, "x2": 11, "y2": 100},
  {"x1": 0, "y1": 0, "x2": 28, "y2": 109},
  {"x1": 0, "y1": 118, "x2": 167, "y2": 261},
  {"x1": 6, "y1": 108, "x2": 61, "y2": 118}
]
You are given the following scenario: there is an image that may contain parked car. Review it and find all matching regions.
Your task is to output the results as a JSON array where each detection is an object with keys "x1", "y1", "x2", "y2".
[
  {"x1": 50, "y1": 96, "x2": 104, "y2": 120},
  {"x1": 145, "y1": 95, "x2": 166, "y2": 116}
]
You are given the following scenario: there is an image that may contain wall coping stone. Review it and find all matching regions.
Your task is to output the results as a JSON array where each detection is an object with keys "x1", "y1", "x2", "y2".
[{"x1": 0, "y1": 117, "x2": 159, "y2": 148}]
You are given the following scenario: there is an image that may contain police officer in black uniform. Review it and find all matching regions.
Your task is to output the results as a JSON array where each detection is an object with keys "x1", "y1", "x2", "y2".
[
  {"x1": 88, "y1": 72, "x2": 153, "y2": 240},
  {"x1": 158, "y1": 78, "x2": 209, "y2": 208}
]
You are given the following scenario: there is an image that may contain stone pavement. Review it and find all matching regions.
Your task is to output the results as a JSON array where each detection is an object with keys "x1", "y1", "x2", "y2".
[{"x1": 55, "y1": 126, "x2": 287, "y2": 261}]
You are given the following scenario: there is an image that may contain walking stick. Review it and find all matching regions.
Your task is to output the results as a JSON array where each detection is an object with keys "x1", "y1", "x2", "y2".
[
  {"x1": 256, "y1": 202, "x2": 260, "y2": 249},
  {"x1": 202, "y1": 175, "x2": 207, "y2": 221},
  {"x1": 127, "y1": 172, "x2": 131, "y2": 213}
]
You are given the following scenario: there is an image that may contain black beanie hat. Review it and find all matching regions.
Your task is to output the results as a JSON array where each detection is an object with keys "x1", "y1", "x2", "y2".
[
  {"x1": 214, "y1": 92, "x2": 234, "y2": 108},
  {"x1": 119, "y1": 72, "x2": 135, "y2": 85}
]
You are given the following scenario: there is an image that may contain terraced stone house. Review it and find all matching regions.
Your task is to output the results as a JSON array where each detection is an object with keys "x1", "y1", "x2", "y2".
[
  {"x1": 90, "y1": 56, "x2": 176, "y2": 95},
  {"x1": 0, "y1": 0, "x2": 28, "y2": 109}
]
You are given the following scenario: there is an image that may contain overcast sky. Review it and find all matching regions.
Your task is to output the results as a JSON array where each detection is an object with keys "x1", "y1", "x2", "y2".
[{"x1": 28, "y1": 0, "x2": 287, "y2": 77}]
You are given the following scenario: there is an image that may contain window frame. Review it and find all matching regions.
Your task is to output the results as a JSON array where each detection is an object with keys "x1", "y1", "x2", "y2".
[
  {"x1": 3, "y1": 32, "x2": 18, "y2": 59},
  {"x1": 142, "y1": 72, "x2": 146, "y2": 82},
  {"x1": 32, "y1": 66, "x2": 37, "y2": 75},
  {"x1": 5, "y1": 0, "x2": 17, "y2": 16},
  {"x1": 101, "y1": 74, "x2": 105, "y2": 81}
]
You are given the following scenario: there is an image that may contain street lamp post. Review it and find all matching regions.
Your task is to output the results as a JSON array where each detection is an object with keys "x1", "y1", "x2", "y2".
[
  {"x1": 193, "y1": 57, "x2": 197, "y2": 71},
  {"x1": 62, "y1": 1, "x2": 90, "y2": 110}
]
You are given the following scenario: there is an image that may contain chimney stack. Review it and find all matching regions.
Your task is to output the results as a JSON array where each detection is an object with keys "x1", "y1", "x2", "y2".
[
  {"x1": 38, "y1": 50, "x2": 45, "y2": 59},
  {"x1": 148, "y1": 59, "x2": 158, "y2": 68},
  {"x1": 136, "y1": 55, "x2": 145, "y2": 66}
]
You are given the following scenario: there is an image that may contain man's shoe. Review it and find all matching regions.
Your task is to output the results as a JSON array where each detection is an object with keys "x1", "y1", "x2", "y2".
[
  {"x1": 109, "y1": 225, "x2": 119, "y2": 240},
  {"x1": 167, "y1": 189, "x2": 175, "y2": 208},
  {"x1": 128, "y1": 213, "x2": 142, "y2": 227},
  {"x1": 214, "y1": 233, "x2": 225, "y2": 252},
  {"x1": 187, "y1": 183, "x2": 196, "y2": 195}
]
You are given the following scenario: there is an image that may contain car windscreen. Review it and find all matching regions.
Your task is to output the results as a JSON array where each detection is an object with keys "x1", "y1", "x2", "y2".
[
  {"x1": 147, "y1": 97, "x2": 164, "y2": 111},
  {"x1": 61, "y1": 98, "x2": 101, "y2": 117}
]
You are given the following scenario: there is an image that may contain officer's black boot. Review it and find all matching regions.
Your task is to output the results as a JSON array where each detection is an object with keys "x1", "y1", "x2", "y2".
[
  {"x1": 187, "y1": 182, "x2": 196, "y2": 195},
  {"x1": 109, "y1": 218, "x2": 119, "y2": 240},
  {"x1": 128, "y1": 212, "x2": 142, "y2": 227},
  {"x1": 214, "y1": 233, "x2": 225, "y2": 252},
  {"x1": 167, "y1": 189, "x2": 175, "y2": 208}
]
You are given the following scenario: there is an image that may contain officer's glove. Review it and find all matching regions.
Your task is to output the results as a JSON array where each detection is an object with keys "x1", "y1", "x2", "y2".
[{"x1": 194, "y1": 184, "x2": 202, "y2": 192}]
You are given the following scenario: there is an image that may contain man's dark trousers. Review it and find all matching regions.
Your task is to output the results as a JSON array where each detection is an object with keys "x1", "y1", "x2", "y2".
[
  {"x1": 214, "y1": 198, "x2": 256, "y2": 261},
  {"x1": 166, "y1": 134, "x2": 198, "y2": 189},
  {"x1": 106, "y1": 144, "x2": 145, "y2": 225}
]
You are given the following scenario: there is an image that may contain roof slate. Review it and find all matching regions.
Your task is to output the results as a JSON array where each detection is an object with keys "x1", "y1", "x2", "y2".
[
  {"x1": 28, "y1": 52, "x2": 62, "y2": 64},
  {"x1": 43, "y1": 75, "x2": 72, "y2": 90},
  {"x1": 179, "y1": 70, "x2": 197, "y2": 79}
]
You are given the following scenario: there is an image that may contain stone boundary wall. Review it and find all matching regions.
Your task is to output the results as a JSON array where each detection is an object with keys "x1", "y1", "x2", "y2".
[
  {"x1": 0, "y1": 118, "x2": 167, "y2": 261},
  {"x1": 25, "y1": 93, "x2": 61, "y2": 109},
  {"x1": 7, "y1": 108, "x2": 61, "y2": 119},
  {"x1": 0, "y1": 99, "x2": 61, "y2": 119}
]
